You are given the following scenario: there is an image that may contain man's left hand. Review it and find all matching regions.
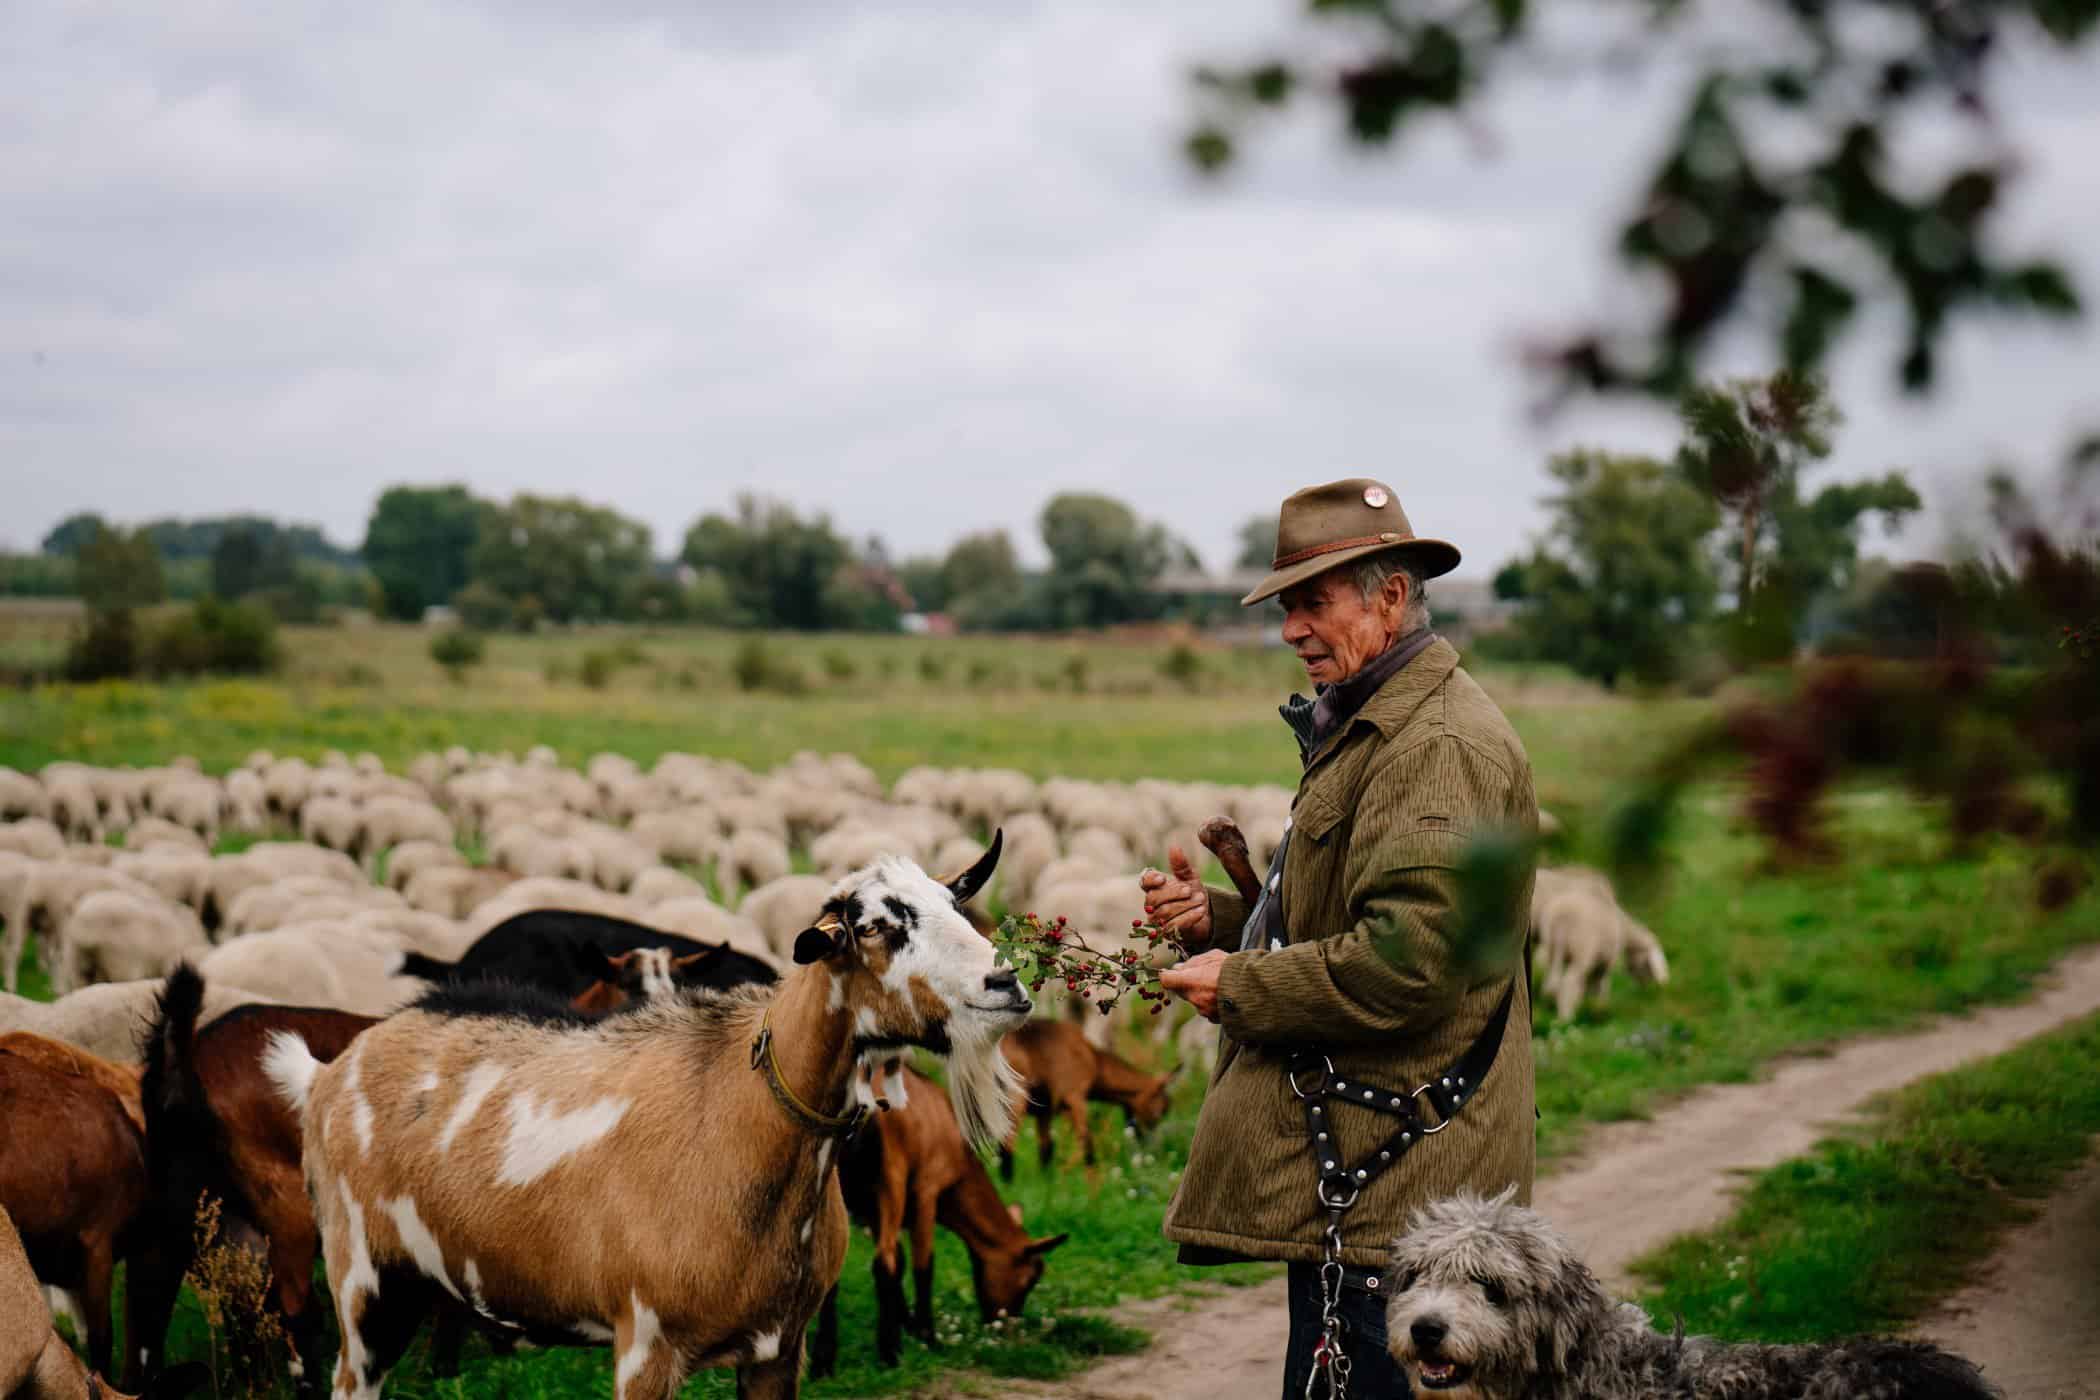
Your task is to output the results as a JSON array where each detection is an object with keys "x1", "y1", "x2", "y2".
[{"x1": 1160, "y1": 949, "x2": 1230, "y2": 1022}]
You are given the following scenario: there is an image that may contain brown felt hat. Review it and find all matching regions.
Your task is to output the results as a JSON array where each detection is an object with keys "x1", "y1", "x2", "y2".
[{"x1": 1240, "y1": 478, "x2": 1461, "y2": 607}]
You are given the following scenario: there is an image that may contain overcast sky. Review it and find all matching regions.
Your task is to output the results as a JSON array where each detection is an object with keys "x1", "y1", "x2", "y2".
[{"x1": 5, "y1": 0, "x2": 2095, "y2": 577}]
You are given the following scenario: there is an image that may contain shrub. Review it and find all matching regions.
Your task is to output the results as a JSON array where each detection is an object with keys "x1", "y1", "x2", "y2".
[
  {"x1": 429, "y1": 628, "x2": 486, "y2": 683},
  {"x1": 822, "y1": 648, "x2": 858, "y2": 682},
  {"x1": 579, "y1": 649, "x2": 615, "y2": 690},
  {"x1": 732, "y1": 638, "x2": 807, "y2": 694},
  {"x1": 918, "y1": 651, "x2": 949, "y2": 683},
  {"x1": 451, "y1": 581, "x2": 513, "y2": 632},
  {"x1": 1062, "y1": 654, "x2": 1090, "y2": 693},
  {"x1": 1160, "y1": 644, "x2": 1204, "y2": 691},
  {"x1": 147, "y1": 598, "x2": 281, "y2": 677},
  {"x1": 64, "y1": 608, "x2": 140, "y2": 681}
]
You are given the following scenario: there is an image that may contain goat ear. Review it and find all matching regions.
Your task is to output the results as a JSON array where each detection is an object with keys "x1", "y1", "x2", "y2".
[
  {"x1": 1027, "y1": 1232, "x2": 1069, "y2": 1256},
  {"x1": 672, "y1": 949, "x2": 716, "y2": 970},
  {"x1": 793, "y1": 924, "x2": 843, "y2": 965},
  {"x1": 946, "y1": 828, "x2": 1003, "y2": 905}
]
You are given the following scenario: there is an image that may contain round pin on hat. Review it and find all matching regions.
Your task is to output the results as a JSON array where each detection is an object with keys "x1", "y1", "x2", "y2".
[{"x1": 1364, "y1": 486, "x2": 1389, "y2": 508}]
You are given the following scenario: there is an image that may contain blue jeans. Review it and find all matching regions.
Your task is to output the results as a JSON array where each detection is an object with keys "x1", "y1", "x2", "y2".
[{"x1": 1282, "y1": 1261, "x2": 1413, "y2": 1399}]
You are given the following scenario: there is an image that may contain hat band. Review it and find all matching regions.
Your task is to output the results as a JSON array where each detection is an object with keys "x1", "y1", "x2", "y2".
[{"x1": 1270, "y1": 533, "x2": 1405, "y2": 569}]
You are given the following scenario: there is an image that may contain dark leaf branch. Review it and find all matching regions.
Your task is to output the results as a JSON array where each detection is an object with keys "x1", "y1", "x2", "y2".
[{"x1": 1186, "y1": 0, "x2": 2094, "y2": 401}]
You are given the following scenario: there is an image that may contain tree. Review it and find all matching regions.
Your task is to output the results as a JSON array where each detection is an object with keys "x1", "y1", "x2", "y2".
[
  {"x1": 1499, "y1": 451, "x2": 1720, "y2": 689},
  {"x1": 941, "y1": 531, "x2": 1021, "y2": 608},
  {"x1": 470, "y1": 494, "x2": 653, "y2": 624},
  {"x1": 1676, "y1": 371, "x2": 1841, "y2": 600},
  {"x1": 1187, "y1": 0, "x2": 2092, "y2": 400},
  {"x1": 1038, "y1": 493, "x2": 1179, "y2": 628},
  {"x1": 680, "y1": 496, "x2": 856, "y2": 631},
  {"x1": 1234, "y1": 514, "x2": 1277, "y2": 571},
  {"x1": 210, "y1": 524, "x2": 297, "y2": 602},
  {"x1": 40, "y1": 513, "x2": 107, "y2": 557},
  {"x1": 1676, "y1": 372, "x2": 1921, "y2": 659},
  {"x1": 74, "y1": 524, "x2": 164, "y2": 612},
  {"x1": 897, "y1": 556, "x2": 948, "y2": 613},
  {"x1": 362, "y1": 486, "x2": 487, "y2": 621}
]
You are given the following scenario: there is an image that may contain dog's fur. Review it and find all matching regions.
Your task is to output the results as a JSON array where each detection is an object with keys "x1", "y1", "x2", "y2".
[{"x1": 1386, "y1": 1192, "x2": 1999, "y2": 1400}]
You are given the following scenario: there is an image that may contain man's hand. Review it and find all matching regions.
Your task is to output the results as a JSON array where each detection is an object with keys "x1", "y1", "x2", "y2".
[
  {"x1": 1160, "y1": 949, "x2": 1230, "y2": 1022},
  {"x1": 1139, "y1": 845, "x2": 1211, "y2": 948}
]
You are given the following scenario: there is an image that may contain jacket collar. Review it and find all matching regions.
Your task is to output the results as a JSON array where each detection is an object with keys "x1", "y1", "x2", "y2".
[{"x1": 1296, "y1": 636, "x2": 1460, "y2": 770}]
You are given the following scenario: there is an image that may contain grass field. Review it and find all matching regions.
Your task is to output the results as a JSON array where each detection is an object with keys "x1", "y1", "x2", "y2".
[
  {"x1": 5, "y1": 618, "x2": 2097, "y2": 1396},
  {"x1": 1633, "y1": 1010, "x2": 2100, "y2": 1341}
]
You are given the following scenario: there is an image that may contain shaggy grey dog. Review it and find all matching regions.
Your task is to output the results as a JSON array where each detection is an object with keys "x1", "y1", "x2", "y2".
[{"x1": 1385, "y1": 1192, "x2": 1999, "y2": 1400}]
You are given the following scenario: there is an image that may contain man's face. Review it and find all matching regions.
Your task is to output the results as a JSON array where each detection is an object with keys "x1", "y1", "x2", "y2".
[{"x1": 1279, "y1": 567, "x2": 1402, "y2": 687}]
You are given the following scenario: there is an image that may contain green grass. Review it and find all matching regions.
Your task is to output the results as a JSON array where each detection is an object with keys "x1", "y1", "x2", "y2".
[
  {"x1": 7, "y1": 620, "x2": 2100, "y2": 1390},
  {"x1": 1632, "y1": 1010, "x2": 2100, "y2": 1341}
]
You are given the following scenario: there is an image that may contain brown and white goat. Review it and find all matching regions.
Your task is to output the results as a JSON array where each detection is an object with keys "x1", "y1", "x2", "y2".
[
  {"x1": 269, "y1": 839, "x2": 1029, "y2": 1400},
  {"x1": 810, "y1": 1066, "x2": 1066, "y2": 1376},
  {"x1": 997, "y1": 1018, "x2": 1176, "y2": 1179}
]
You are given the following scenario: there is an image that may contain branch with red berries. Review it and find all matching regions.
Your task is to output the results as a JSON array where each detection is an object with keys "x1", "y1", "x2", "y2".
[{"x1": 993, "y1": 912, "x2": 1192, "y2": 1017}]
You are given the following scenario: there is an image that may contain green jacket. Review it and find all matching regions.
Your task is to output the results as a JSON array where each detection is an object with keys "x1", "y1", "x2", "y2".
[{"x1": 1161, "y1": 638, "x2": 1537, "y2": 1268}]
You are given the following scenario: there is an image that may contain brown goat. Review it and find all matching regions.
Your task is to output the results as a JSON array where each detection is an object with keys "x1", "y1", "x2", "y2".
[
  {"x1": 134, "y1": 970, "x2": 378, "y2": 1392},
  {"x1": 1, "y1": 1203, "x2": 202, "y2": 1400},
  {"x1": 0, "y1": 1054, "x2": 147, "y2": 1383},
  {"x1": 997, "y1": 1018, "x2": 1176, "y2": 1179},
  {"x1": 0, "y1": 1034, "x2": 143, "y2": 1134},
  {"x1": 272, "y1": 845, "x2": 1028, "y2": 1400},
  {"x1": 810, "y1": 1067, "x2": 1066, "y2": 1376}
]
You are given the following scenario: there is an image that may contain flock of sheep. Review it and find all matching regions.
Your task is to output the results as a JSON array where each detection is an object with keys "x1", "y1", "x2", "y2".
[
  {"x1": 0, "y1": 748, "x2": 1299, "y2": 1050},
  {"x1": 1, "y1": 746, "x2": 1669, "y2": 1064}
]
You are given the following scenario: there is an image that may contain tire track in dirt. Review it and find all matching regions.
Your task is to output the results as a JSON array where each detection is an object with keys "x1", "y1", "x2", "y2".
[
  {"x1": 1915, "y1": 1148, "x2": 2100, "y2": 1399},
  {"x1": 964, "y1": 944, "x2": 2100, "y2": 1400}
]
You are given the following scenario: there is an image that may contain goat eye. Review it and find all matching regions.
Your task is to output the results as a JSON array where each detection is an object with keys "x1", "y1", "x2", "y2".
[{"x1": 1476, "y1": 1276, "x2": 1508, "y2": 1307}]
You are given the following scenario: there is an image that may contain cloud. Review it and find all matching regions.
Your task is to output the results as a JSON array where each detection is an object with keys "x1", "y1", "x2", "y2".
[{"x1": 3, "y1": 0, "x2": 2094, "y2": 576}]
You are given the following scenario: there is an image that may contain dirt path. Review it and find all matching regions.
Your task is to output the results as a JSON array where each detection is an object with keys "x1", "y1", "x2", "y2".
[
  {"x1": 1916, "y1": 1148, "x2": 2100, "y2": 1399},
  {"x1": 968, "y1": 944, "x2": 2100, "y2": 1400}
]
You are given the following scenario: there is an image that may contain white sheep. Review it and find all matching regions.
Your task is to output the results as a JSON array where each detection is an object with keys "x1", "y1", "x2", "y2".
[
  {"x1": 198, "y1": 923, "x2": 426, "y2": 1015},
  {"x1": 401, "y1": 866, "x2": 517, "y2": 919},
  {"x1": 54, "y1": 889, "x2": 210, "y2": 993},
  {"x1": 0, "y1": 767, "x2": 50, "y2": 823},
  {"x1": 380, "y1": 838, "x2": 467, "y2": 893},
  {"x1": 0, "y1": 977, "x2": 260, "y2": 1062},
  {"x1": 4, "y1": 864, "x2": 159, "y2": 993},
  {"x1": 628, "y1": 808, "x2": 722, "y2": 865},
  {"x1": 643, "y1": 895, "x2": 779, "y2": 969},
  {"x1": 358, "y1": 795, "x2": 454, "y2": 865},
  {"x1": 1530, "y1": 865, "x2": 1670, "y2": 1020},
  {"x1": 627, "y1": 865, "x2": 709, "y2": 906},
  {"x1": 0, "y1": 818, "x2": 64, "y2": 861},
  {"x1": 737, "y1": 872, "x2": 833, "y2": 963},
  {"x1": 716, "y1": 827, "x2": 791, "y2": 899}
]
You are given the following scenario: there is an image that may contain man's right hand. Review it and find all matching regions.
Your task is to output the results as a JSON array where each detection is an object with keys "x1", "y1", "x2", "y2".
[{"x1": 1139, "y1": 845, "x2": 1212, "y2": 949}]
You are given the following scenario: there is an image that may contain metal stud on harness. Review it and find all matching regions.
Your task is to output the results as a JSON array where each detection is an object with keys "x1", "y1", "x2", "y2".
[{"x1": 1288, "y1": 981, "x2": 1516, "y2": 1400}]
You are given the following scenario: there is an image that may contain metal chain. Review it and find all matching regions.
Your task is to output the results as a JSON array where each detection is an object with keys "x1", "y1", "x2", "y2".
[{"x1": 1304, "y1": 1216, "x2": 1353, "y2": 1400}]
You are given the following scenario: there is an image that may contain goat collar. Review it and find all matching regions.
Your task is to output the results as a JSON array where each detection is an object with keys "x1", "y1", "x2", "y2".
[{"x1": 750, "y1": 1008, "x2": 867, "y2": 1139}]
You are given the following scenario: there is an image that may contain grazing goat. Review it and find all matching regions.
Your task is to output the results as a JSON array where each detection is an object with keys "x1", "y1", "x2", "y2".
[
  {"x1": 0, "y1": 1053, "x2": 149, "y2": 1384},
  {"x1": 0, "y1": 1033, "x2": 143, "y2": 1133},
  {"x1": 809, "y1": 1067, "x2": 1066, "y2": 1376},
  {"x1": 401, "y1": 908, "x2": 778, "y2": 1001},
  {"x1": 270, "y1": 839, "x2": 1028, "y2": 1400},
  {"x1": 996, "y1": 1019, "x2": 1177, "y2": 1179},
  {"x1": 3, "y1": 1202, "x2": 203, "y2": 1400},
  {"x1": 134, "y1": 971, "x2": 380, "y2": 1392}
]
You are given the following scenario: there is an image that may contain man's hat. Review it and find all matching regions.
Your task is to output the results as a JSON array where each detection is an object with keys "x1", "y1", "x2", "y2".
[{"x1": 1241, "y1": 478, "x2": 1461, "y2": 606}]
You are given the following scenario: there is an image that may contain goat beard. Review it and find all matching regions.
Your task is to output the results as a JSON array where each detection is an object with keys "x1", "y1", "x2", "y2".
[{"x1": 945, "y1": 1016, "x2": 1024, "y2": 1149}]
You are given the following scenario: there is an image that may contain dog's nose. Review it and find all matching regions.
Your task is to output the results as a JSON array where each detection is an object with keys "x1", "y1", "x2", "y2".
[{"x1": 1411, "y1": 1319, "x2": 1447, "y2": 1349}]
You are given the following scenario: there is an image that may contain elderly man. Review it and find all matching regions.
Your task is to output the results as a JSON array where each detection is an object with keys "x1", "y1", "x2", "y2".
[{"x1": 1145, "y1": 478, "x2": 1537, "y2": 1400}]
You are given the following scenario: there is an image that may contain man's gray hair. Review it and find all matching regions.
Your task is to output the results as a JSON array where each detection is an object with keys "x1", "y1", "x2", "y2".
[{"x1": 1354, "y1": 551, "x2": 1430, "y2": 632}]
